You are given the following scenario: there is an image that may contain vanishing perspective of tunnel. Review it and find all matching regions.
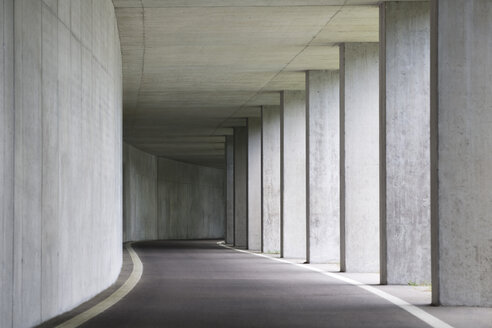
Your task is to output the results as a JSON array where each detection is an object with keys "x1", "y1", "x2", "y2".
[{"x1": 1, "y1": 0, "x2": 491, "y2": 327}]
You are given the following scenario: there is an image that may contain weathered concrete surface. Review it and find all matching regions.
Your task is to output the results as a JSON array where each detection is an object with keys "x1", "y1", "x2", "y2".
[
  {"x1": 234, "y1": 127, "x2": 248, "y2": 248},
  {"x1": 123, "y1": 144, "x2": 158, "y2": 242},
  {"x1": 158, "y1": 157, "x2": 225, "y2": 240},
  {"x1": 0, "y1": 1, "x2": 14, "y2": 327},
  {"x1": 306, "y1": 71, "x2": 340, "y2": 264},
  {"x1": 281, "y1": 91, "x2": 307, "y2": 259},
  {"x1": 226, "y1": 135, "x2": 235, "y2": 244},
  {"x1": 261, "y1": 106, "x2": 281, "y2": 254},
  {"x1": 340, "y1": 43, "x2": 379, "y2": 273},
  {"x1": 248, "y1": 118, "x2": 262, "y2": 251},
  {"x1": 431, "y1": 0, "x2": 492, "y2": 306},
  {"x1": 2, "y1": 1, "x2": 123, "y2": 327},
  {"x1": 380, "y1": 1, "x2": 431, "y2": 285}
]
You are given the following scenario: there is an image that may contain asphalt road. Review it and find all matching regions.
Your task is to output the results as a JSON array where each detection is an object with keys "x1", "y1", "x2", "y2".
[{"x1": 81, "y1": 240, "x2": 431, "y2": 328}]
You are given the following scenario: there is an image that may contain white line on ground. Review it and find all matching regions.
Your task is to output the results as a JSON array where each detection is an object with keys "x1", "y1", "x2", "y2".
[
  {"x1": 218, "y1": 241, "x2": 454, "y2": 328},
  {"x1": 55, "y1": 243, "x2": 143, "y2": 328}
]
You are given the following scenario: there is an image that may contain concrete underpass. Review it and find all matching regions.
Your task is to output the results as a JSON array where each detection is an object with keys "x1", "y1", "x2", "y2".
[{"x1": 1, "y1": 0, "x2": 491, "y2": 327}]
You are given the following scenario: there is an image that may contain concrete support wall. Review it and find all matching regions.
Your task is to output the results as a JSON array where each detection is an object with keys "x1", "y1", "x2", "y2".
[
  {"x1": 123, "y1": 144, "x2": 158, "y2": 242},
  {"x1": 281, "y1": 91, "x2": 307, "y2": 259},
  {"x1": 248, "y1": 118, "x2": 262, "y2": 251},
  {"x1": 234, "y1": 127, "x2": 248, "y2": 248},
  {"x1": 158, "y1": 157, "x2": 225, "y2": 240},
  {"x1": 380, "y1": 1, "x2": 431, "y2": 285},
  {"x1": 123, "y1": 143, "x2": 226, "y2": 241},
  {"x1": 431, "y1": 0, "x2": 492, "y2": 306},
  {"x1": 340, "y1": 43, "x2": 379, "y2": 273},
  {"x1": 225, "y1": 135, "x2": 234, "y2": 244},
  {"x1": 0, "y1": 1, "x2": 14, "y2": 327},
  {"x1": 261, "y1": 106, "x2": 281, "y2": 254},
  {"x1": 0, "y1": 1, "x2": 123, "y2": 326},
  {"x1": 306, "y1": 71, "x2": 340, "y2": 264}
]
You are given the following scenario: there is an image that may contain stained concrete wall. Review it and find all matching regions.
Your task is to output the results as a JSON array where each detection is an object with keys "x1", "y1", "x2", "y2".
[
  {"x1": 0, "y1": 1, "x2": 123, "y2": 326},
  {"x1": 234, "y1": 127, "x2": 248, "y2": 248},
  {"x1": 248, "y1": 118, "x2": 262, "y2": 251},
  {"x1": 281, "y1": 91, "x2": 307, "y2": 259},
  {"x1": 123, "y1": 143, "x2": 226, "y2": 241},
  {"x1": 123, "y1": 144, "x2": 158, "y2": 241},
  {"x1": 0, "y1": 1, "x2": 14, "y2": 327},
  {"x1": 226, "y1": 135, "x2": 234, "y2": 244},
  {"x1": 380, "y1": 1, "x2": 431, "y2": 285},
  {"x1": 431, "y1": 0, "x2": 492, "y2": 306},
  {"x1": 261, "y1": 106, "x2": 281, "y2": 254},
  {"x1": 306, "y1": 71, "x2": 340, "y2": 264},
  {"x1": 340, "y1": 43, "x2": 379, "y2": 273}
]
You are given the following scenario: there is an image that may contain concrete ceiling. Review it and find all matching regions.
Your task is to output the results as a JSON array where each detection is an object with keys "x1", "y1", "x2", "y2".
[{"x1": 114, "y1": 0, "x2": 380, "y2": 168}]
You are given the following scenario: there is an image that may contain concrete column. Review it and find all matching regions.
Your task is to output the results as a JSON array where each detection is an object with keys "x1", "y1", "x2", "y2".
[
  {"x1": 379, "y1": 2, "x2": 431, "y2": 285},
  {"x1": 225, "y1": 135, "x2": 234, "y2": 245},
  {"x1": 431, "y1": 0, "x2": 492, "y2": 306},
  {"x1": 248, "y1": 117, "x2": 262, "y2": 251},
  {"x1": 340, "y1": 43, "x2": 379, "y2": 272},
  {"x1": 234, "y1": 127, "x2": 248, "y2": 248},
  {"x1": 306, "y1": 71, "x2": 340, "y2": 264},
  {"x1": 281, "y1": 91, "x2": 306, "y2": 259},
  {"x1": 0, "y1": 0, "x2": 14, "y2": 326},
  {"x1": 261, "y1": 106, "x2": 281, "y2": 254}
]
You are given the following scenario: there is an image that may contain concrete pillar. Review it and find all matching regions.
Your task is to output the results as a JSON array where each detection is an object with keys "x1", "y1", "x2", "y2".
[
  {"x1": 306, "y1": 71, "x2": 340, "y2": 264},
  {"x1": 379, "y1": 2, "x2": 431, "y2": 285},
  {"x1": 234, "y1": 127, "x2": 248, "y2": 248},
  {"x1": 340, "y1": 43, "x2": 379, "y2": 272},
  {"x1": 261, "y1": 106, "x2": 281, "y2": 254},
  {"x1": 0, "y1": 0, "x2": 14, "y2": 326},
  {"x1": 431, "y1": 0, "x2": 492, "y2": 306},
  {"x1": 248, "y1": 117, "x2": 262, "y2": 251},
  {"x1": 281, "y1": 91, "x2": 307, "y2": 259},
  {"x1": 225, "y1": 135, "x2": 234, "y2": 245}
]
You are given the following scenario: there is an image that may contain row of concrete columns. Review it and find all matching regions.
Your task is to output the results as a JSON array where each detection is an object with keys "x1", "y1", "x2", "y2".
[{"x1": 225, "y1": 1, "x2": 492, "y2": 307}]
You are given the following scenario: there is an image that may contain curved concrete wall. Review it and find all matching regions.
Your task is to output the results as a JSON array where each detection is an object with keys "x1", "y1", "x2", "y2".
[
  {"x1": 1, "y1": 1, "x2": 15, "y2": 327},
  {"x1": 0, "y1": 1, "x2": 123, "y2": 327},
  {"x1": 123, "y1": 143, "x2": 158, "y2": 241},
  {"x1": 123, "y1": 144, "x2": 225, "y2": 242}
]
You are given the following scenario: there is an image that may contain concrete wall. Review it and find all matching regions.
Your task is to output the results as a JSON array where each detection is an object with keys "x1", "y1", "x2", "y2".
[
  {"x1": 281, "y1": 91, "x2": 307, "y2": 259},
  {"x1": 306, "y1": 71, "x2": 340, "y2": 264},
  {"x1": 234, "y1": 127, "x2": 248, "y2": 248},
  {"x1": 248, "y1": 118, "x2": 262, "y2": 251},
  {"x1": 380, "y1": 1, "x2": 431, "y2": 285},
  {"x1": 261, "y1": 106, "x2": 281, "y2": 254},
  {"x1": 0, "y1": 1, "x2": 123, "y2": 326},
  {"x1": 158, "y1": 157, "x2": 225, "y2": 240},
  {"x1": 226, "y1": 135, "x2": 234, "y2": 244},
  {"x1": 123, "y1": 143, "x2": 226, "y2": 241},
  {"x1": 340, "y1": 43, "x2": 379, "y2": 273},
  {"x1": 0, "y1": 1, "x2": 14, "y2": 327},
  {"x1": 123, "y1": 144, "x2": 158, "y2": 241},
  {"x1": 431, "y1": 0, "x2": 492, "y2": 306}
]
